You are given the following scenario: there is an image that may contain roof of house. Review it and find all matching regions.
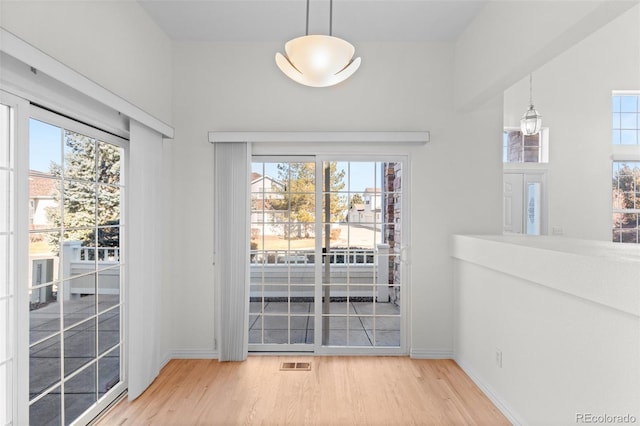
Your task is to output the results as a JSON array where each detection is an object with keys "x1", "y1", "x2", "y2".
[
  {"x1": 29, "y1": 171, "x2": 57, "y2": 198},
  {"x1": 251, "y1": 173, "x2": 284, "y2": 189},
  {"x1": 363, "y1": 187, "x2": 381, "y2": 194}
]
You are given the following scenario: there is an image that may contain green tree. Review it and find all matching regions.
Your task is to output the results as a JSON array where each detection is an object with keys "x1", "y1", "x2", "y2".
[
  {"x1": 350, "y1": 193, "x2": 364, "y2": 207},
  {"x1": 271, "y1": 161, "x2": 347, "y2": 237},
  {"x1": 47, "y1": 131, "x2": 121, "y2": 253}
]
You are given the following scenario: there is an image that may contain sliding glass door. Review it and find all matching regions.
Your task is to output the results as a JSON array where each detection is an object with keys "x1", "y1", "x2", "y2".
[
  {"x1": 249, "y1": 157, "x2": 405, "y2": 354},
  {"x1": 27, "y1": 109, "x2": 126, "y2": 425},
  {"x1": 250, "y1": 159, "x2": 316, "y2": 350}
]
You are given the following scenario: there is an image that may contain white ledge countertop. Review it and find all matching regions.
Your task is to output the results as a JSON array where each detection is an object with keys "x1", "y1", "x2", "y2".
[{"x1": 451, "y1": 234, "x2": 640, "y2": 317}]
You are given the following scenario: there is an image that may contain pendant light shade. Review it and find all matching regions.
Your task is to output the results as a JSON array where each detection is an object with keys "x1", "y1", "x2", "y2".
[
  {"x1": 276, "y1": 0, "x2": 361, "y2": 87},
  {"x1": 520, "y1": 106, "x2": 542, "y2": 135},
  {"x1": 520, "y1": 73, "x2": 542, "y2": 135}
]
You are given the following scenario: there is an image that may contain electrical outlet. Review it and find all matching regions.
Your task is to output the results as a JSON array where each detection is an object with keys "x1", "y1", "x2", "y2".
[
  {"x1": 495, "y1": 349, "x2": 503, "y2": 368},
  {"x1": 552, "y1": 226, "x2": 564, "y2": 235}
]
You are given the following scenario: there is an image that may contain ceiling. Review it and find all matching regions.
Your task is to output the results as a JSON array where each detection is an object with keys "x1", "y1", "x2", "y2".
[{"x1": 138, "y1": 0, "x2": 488, "y2": 43}]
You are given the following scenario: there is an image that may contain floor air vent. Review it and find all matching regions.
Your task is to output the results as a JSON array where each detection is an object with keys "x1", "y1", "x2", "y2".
[{"x1": 280, "y1": 362, "x2": 311, "y2": 371}]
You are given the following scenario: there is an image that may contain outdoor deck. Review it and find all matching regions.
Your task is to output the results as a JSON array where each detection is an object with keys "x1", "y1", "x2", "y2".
[{"x1": 249, "y1": 300, "x2": 401, "y2": 346}]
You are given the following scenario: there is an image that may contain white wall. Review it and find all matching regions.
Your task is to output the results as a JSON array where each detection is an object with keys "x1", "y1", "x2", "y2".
[
  {"x1": 167, "y1": 41, "x2": 503, "y2": 358},
  {"x1": 504, "y1": 4, "x2": 640, "y2": 241},
  {"x1": 0, "y1": 0, "x2": 173, "y2": 124},
  {"x1": 454, "y1": 0, "x2": 638, "y2": 111},
  {"x1": 453, "y1": 235, "x2": 640, "y2": 424}
]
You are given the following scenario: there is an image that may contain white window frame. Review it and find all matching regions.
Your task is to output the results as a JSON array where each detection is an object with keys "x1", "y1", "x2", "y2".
[
  {"x1": 611, "y1": 91, "x2": 640, "y2": 244},
  {"x1": 503, "y1": 127, "x2": 549, "y2": 164},
  {"x1": 27, "y1": 106, "x2": 128, "y2": 426},
  {"x1": 249, "y1": 153, "x2": 411, "y2": 356},
  {"x1": 314, "y1": 155, "x2": 409, "y2": 356},
  {"x1": 1, "y1": 89, "x2": 30, "y2": 426}
]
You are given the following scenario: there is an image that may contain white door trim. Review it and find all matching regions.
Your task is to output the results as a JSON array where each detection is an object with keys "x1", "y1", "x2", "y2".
[{"x1": 209, "y1": 131, "x2": 429, "y2": 145}]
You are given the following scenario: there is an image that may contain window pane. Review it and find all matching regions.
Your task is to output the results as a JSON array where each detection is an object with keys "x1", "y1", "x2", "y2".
[
  {"x1": 64, "y1": 131, "x2": 96, "y2": 182},
  {"x1": 29, "y1": 386, "x2": 61, "y2": 426},
  {"x1": 98, "y1": 267, "x2": 120, "y2": 311},
  {"x1": 29, "y1": 120, "x2": 61, "y2": 174},
  {"x1": 30, "y1": 335, "x2": 61, "y2": 399},
  {"x1": 64, "y1": 319, "x2": 96, "y2": 376},
  {"x1": 29, "y1": 284, "x2": 59, "y2": 344},
  {"x1": 98, "y1": 142, "x2": 122, "y2": 185},
  {"x1": 63, "y1": 279, "x2": 96, "y2": 328},
  {"x1": 620, "y1": 113, "x2": 637, "y2": 129},
  {"x1": 98, "y1": 346, "x2": 120, "y2": 398},
  {"x1": 98, "y1": 309, "x2": 120, "y2": 355},
  {"x1": 63, "y1": 181, "x2": 96, "y2": 229},
  {"x1": 620, "y1": 130, "x2": 638, "y2": 145},
  {"x1": 620, "y1": 95, "x2": 639, "y2": 112},
  {"x1": 95, "y1": 227, "x2": 120, "y2": 266},
  {"x1": 64, "y1": 363, "x2": 97, "y2": 424},
  {"x1": 29, "y1": 175, "x2": 60, "y2": 230},
  {"x1": 97, "y1": 185, "x2": 120, "y2": 226}
]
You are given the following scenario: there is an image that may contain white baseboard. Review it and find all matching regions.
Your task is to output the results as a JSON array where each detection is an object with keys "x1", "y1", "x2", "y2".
[
  {"x1": 162, "y1": 349, "x2": 219, "y2": 366},
  {"x1": 454, "y1": 357, "x2": 524, "y2": 426},
  {"x1": 410, "y1": 348, "x2": 454, "y2": 359}
]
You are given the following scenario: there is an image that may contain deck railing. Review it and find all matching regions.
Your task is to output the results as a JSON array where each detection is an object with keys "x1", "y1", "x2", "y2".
[
  {"x1": 251, "y1": 248, "x2": 376, "y2": 264},
  {"x1": 78, "y1": 247, "x2": 120, "y2": 262}
]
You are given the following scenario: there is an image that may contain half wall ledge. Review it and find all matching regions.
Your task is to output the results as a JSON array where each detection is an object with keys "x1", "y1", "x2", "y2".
[{"x1": 451, "y1": 234, "x2": 640, "y2": 317}]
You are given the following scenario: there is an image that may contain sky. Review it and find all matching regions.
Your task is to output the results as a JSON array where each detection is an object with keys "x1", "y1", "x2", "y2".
[{"x1": 29, "y1": 118, "x2": 62, "y2": 173}]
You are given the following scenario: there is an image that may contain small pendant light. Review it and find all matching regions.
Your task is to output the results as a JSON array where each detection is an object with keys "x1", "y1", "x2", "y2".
[{"x1": 520, "y1": 73, "x2": 542, "y2": 135}]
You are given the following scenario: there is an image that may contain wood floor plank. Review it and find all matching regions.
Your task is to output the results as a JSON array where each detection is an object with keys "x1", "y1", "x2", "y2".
[{"x1": 96, "y1": 356, "x2": 509, "y2": 425}]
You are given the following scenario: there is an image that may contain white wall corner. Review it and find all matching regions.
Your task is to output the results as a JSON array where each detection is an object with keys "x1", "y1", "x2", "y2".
[{"x1": 454, "y1": 357, "x2": 526, "y2": 426}]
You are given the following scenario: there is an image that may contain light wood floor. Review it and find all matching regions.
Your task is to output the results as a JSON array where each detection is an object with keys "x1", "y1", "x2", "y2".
[{"x1": 96, "y1": 356, "x2": 510, "y2": 425}]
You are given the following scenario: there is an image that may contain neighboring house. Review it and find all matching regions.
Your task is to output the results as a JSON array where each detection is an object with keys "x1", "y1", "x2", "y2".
[
  {"x1": 250, "y1": 173, "x2": 287, "y2": 236},
  {"x1": 348, "y1": 187, "x2": 381, "y2": 224},
  {"x1": 29, "y1": 171, "x2": 58, "y2": 230},
  {"x1": 250, "y1": 173, "x2": 284, "y2": 201}
]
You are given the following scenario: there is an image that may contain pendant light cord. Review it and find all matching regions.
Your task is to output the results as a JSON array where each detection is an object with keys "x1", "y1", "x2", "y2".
[
  {"x1": 329, "y1": 0, "x2": 333, "y2": 36},
  {"x1": 529, "y1": 73, "x2": 533, "y2": 107},
  {"x1": 305, "y1": 0, "x2": 310, "y2": 35},
  {"x1": 305, "y1": 0, "x2": 334, "y2": 37}
]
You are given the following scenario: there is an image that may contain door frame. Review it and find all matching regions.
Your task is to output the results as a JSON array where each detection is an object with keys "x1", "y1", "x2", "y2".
[
  {"x1": 503, "y1": 165, "x2": 548, "y2": 235},
  {"x1": 248, "y1": 154, "x2": 411, "y2": 356}
]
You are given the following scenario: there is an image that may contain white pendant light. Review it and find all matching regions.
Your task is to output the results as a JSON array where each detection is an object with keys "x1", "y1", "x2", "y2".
[
  {"x1": 276, "y1": 0, "x2": 361, "y2": 87},
  {"x1": 520, "y1": 73, "x2": 542, "y2": 135}
]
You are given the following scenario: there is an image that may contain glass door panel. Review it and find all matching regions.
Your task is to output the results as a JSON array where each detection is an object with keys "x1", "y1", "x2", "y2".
[
  {"x1": 320, "y1": 161, "x2": 401, "y2": 349},
  {"x1": 249, "y1": 160, "x2": 316, "y2": 350},
  {"x1": 28, "y1": 112, "x2": 125, "y2": 426},
  {"x1": 249, "y1": 158, "x2": 404, "y2": 353}
]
